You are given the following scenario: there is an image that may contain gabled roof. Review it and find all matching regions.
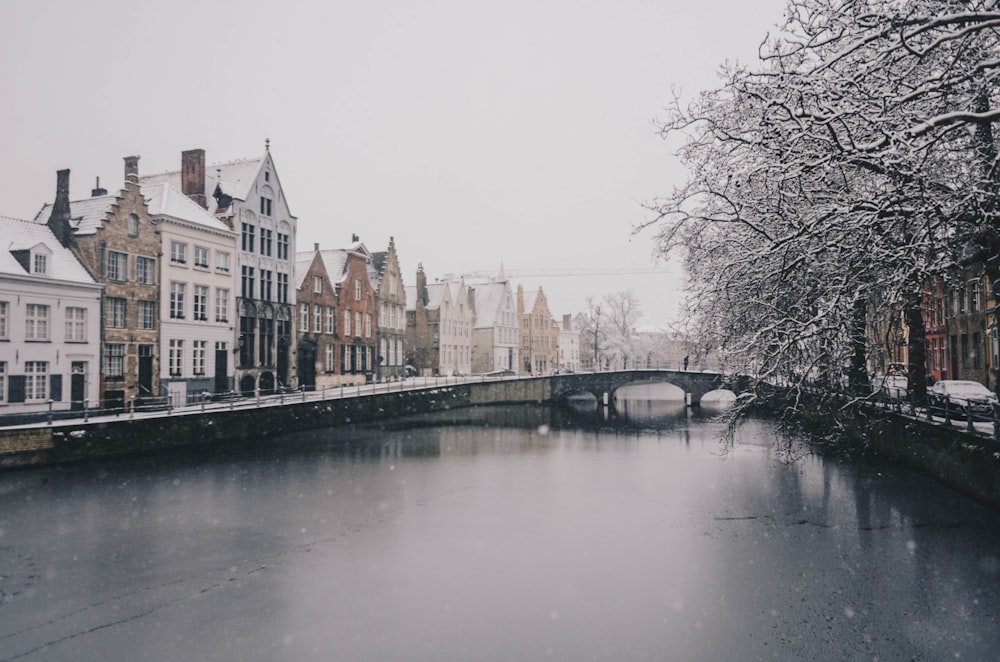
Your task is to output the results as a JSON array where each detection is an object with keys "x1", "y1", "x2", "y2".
[
  {"x1": 142, "y1": 183, "x2": 233, "y2": 233},
  {"x1": 33, "y1": 194, "x2": 117, "y2": 236},
  {"x1": 0, "y1": 215, "x2": 97, "y2": 283},
  {"x1": 295, "y1": 247, "x2": 370, "y2": 292}
]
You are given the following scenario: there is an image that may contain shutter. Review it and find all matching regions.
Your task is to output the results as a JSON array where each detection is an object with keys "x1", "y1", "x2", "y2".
[
  {"x1": 50, "y1": 374, "x2": 63, "y2": 401},
  {"x1": 8, "y1": 375, "x2": 26, "y2": 403}
]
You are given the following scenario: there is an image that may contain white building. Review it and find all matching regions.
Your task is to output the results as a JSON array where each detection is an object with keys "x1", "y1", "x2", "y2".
[
  {"x1": 0, "y1": 215, "x2": 102, "y2": 418},
  {"x1": 558, "y1": 314, "x2": 580, "y2": 372},
  {"x1": 145, "y1": 183, "x2": 238, "y2": 406},
  {"x1": 142, "y1": 143, "x2": 297, "y2": 395},
  {"x1": 469, "y1": 274, "x2": 519, "y2": 374}
]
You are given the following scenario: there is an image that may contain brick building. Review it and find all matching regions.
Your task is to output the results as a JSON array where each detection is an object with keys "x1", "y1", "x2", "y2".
[{"x1": 38, "y1": 158, "x2": 161, "y2": 410}]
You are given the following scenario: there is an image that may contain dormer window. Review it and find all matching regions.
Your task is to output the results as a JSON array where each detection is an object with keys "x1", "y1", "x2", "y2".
[{"x1": 33, "y1": 253, "x2": 48, "y2": 275}]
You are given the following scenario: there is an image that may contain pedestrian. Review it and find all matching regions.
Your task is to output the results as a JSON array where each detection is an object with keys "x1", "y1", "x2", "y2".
[{"x1": 683, "y1": 355, "x2": 689, "y2": 371}]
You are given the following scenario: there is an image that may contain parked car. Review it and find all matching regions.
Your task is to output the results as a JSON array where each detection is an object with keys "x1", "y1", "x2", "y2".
[
  {"x1": 873, "y1": 374, "x2": 908, "y2": 401},
  {"x1": 927, "y1": 380, "x2": 998, "y2": 420}
]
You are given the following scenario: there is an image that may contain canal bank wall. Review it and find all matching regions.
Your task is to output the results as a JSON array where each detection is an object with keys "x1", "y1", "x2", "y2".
[
  {"x1": 0, "y1": 379, "x2": 553, "y2": 469},
  {"x1": 793, "y1": 401, "x2": 1000, "y2": 512}
]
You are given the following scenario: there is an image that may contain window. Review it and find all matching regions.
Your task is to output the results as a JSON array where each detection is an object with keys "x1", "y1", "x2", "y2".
[
  {"x1": 128, "y1": 214, "x2": 139, "y2": 237},
  {"x1": 355, "y1": 279, "x2": 361, "y2": 301},
  {"x1": 104, "y1": 344, "x2": 125, "y2": 377},
  {"x1": 66, "y1": 307, "x2": 87, "y2": 342},
  {"x1": 261, "y1": 229, "x2": 273, "y2": 257},
  {"x1": 277, "y1": 272, "x2": 288, "y2": 303},
  {"x1": 33, "y1": 253, "x2": 48, "y2": 275},
  {"x1": 25, "y1": 303, "x2": 50, "y2": 340},
  {"x1": 300, "y1": 303, "x2": 309, "y2": 331},
  {"x1": 216, "y1": 251, "x2": 230, "y2": 273},
  {"x1": 136, "y1": 256, "x2": 155, "y2": 285},
  {"x1": 343, "y1": 344, "x2": 352, "y2": 372},
  {"x1": 277, "y1": 233, "x2": 289, "y2": 260},
  {"x1": 313, "y1": 276, "x2": 322, "y2": 294},
  {"x1": 170, "y1": 282, "x2": 186, "y2": 319},
  {"x1": 355, "y1": 312, "x2": 361, "y2": 337},
  {"x1": 216, "y1": 288, "x2": 229, "y2": 323},
  {"x1": 326, "y1": 307, "x2": 335, "y2": 334},
  {"x1": 344, "y1": 310, "x2": 351, "y2": 336},
  {"x1": 0, "y1": 362, "x2": 5, "y2": 402},
  {"x1": 242, "y1": 223, "x2": 256, "y2": 252},
  {"x1": 138, "y1": 301, "x2": 156, "y2": 330},
  {"x1": 107, "y1": 251, "x2": 128, "y2": 281},
  {"x1": 970, "y1": 282, "x2": 981, "y2": 313},
  {"x1": 325, "y1": 344, "x2": 334, "y2": 372},
  {"x1": 170, "y1": 241, "x2": 187, "y2": 265},
  {"x1": 194, "y1": 246, "x2": 210, "y2": 269},
  {"x1": 0, "y1": 301, "x2": 8, "y2": 339},
  {"x1": 365, "y1": 313, "x2": 372, "y2": 338},
  {"x1": 194, "y1": 285, "x2": 208, "y2": 321},
  {"x1": 193, "y1": 340, "x2": 206, "y2": 376},
  {"x1": 241, "y1": 266, "x2": 255, "y2": 299},
  {"x1": 169, "y1": 339, "x2": 184, "y2": 376},
  {"x1": 261, "y1": 270, "x2": 273, "y2": 301},
  {"x1": 25, "y1": 361, "x2": 48, "y2": 401},
  {"x1": 104, "y1": 297, "x2": 126, "y2": 328},
  {"x1": 265, "y1": 171, "x2": 270, "y2": 182},
  {"x1": 314, "y1": 305, "x2": 322, "y2": 333},
  {"x1": 259, "y1": 196, "x2": 272, "y2": 216}
]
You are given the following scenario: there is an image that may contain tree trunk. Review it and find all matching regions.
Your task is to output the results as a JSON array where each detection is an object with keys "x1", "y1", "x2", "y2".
[
  {"x1": 904, "y1": 288, "x2": 928, "y2": 401},
  {"x1": 848, "y1": 296, "x2": 869, "y2": 395}
]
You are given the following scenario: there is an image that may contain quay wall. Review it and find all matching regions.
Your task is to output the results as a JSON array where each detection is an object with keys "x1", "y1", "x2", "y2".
[{"x1": 0, "y1": 379, "x2": 553, "y2": 467}]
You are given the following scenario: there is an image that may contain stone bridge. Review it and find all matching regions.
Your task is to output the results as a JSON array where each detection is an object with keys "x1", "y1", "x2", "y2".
[{"x1": 542, "y1": 369, "x2": 741, "y2": 406}]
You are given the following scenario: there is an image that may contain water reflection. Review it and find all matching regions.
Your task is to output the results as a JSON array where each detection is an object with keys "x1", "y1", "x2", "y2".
[{"x1": 0, "y1": 406, "x2": 998, "y2": 661}]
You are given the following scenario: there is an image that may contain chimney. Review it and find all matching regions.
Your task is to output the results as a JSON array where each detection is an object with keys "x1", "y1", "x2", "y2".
[
  {"x1": 314, "y1": 243, "x2": 319, "y2": 252},
  {"x1": 123, "y1": 155, "x2": 140, "y2": 184},
  {"x1": 48, "y1": 169, "x2": 74, "y2": 246},
  {"x1": 91, "y1": 176, "x2": 107, "y2": 197},
  {"x1": 181, "y1": 148, "x2": 207, "y2": 208},
  {"x1": 352, "y1": 233, "x2": 359, "y2": 243}
]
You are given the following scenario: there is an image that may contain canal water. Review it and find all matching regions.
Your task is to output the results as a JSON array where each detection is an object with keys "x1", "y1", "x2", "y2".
[{"x1": 1, "y1": 394, "x2": 999, "y2": 661}]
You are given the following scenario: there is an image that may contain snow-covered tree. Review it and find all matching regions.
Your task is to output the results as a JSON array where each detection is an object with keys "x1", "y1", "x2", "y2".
[{"x1": 644, "y1": 0, "x2": 1000, "y2": 411}]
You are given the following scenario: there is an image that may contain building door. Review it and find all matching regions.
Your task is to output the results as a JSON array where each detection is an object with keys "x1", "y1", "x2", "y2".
[
  {"x1": 277, "y1": 337, "x2": 289, "y2": 388},
  {"x1": 71, "y1": 362, "x2": 86, "y2": 410},
  {"x1": 214, "y1": 347, "x2": 228, "y2": 393},
  {"x1": 297, "y1": 340, "x2": 316, "y2": 390},
  {"x1": 138, "y1": 344, "x2": 154, "y2": 396}
]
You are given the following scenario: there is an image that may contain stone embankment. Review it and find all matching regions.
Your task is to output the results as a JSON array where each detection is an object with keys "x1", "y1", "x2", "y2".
[{"x1": 0, "y1": 378, "x2": 550, "y2": 469}]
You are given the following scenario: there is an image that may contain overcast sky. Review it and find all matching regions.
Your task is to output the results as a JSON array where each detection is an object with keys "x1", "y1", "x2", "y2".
[{"x1": 1, "y1": 0, "x2": 787, "y2": 329}]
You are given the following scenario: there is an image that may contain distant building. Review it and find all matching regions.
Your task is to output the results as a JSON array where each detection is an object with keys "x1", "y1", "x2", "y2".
[
  {"x1": 406, "y1": 267, "x2": 474, "y2": 376},
  {"x1": 369, "y1": 237, "x2": 407, "y2": 381},
  {"x1": 0, "y1": 213, "x2": 102, "y2": 417},
  {"x1": 295, "y1": 241, "x2": 378, "y2": 389},
  {"x1": 516, "y1": 285, "x2": 558, "y2": 375},
  {"x1": 469, "y1": 270, "x2": 518, "y2": 374},
  {"x1": 557, "y1": 314, "x2": 580, "y2": 372}
]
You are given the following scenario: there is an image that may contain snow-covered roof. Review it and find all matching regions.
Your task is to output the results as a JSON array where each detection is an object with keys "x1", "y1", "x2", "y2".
[
  {"x1": 472, "y1": 281, "x2": 511, "y2": 328},
  {"x1": 142, "y1": 183, "x2": 233, "y2": 233},
  {"x1": 141, "y1": 157, "x2": 263, "y2": 215},
  {"x1": 0, "y1": 215, "x2": 97, "y2": 284},
  {"x1": 33, "y1": 194, "x2": 117, "y2": 237}
]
